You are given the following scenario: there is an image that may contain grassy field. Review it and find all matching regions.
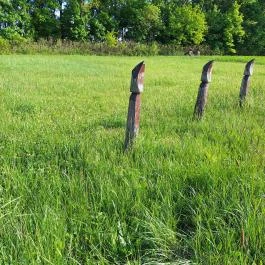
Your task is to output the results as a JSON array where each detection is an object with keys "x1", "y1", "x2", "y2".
[{"x1": 0, "y1": 55, "x2": 264, "y2": 265}]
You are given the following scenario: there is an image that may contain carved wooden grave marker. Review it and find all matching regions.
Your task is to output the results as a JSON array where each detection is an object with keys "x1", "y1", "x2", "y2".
[
  {"x1": 124, "y1": 61, "x2": 145, "y2": 151},
  {"x1": 239, "y1": 59, "x2": 255, "y2": 107},
  {"x1": 194, "y1": 61, "x2": 214, "y2": 119}
]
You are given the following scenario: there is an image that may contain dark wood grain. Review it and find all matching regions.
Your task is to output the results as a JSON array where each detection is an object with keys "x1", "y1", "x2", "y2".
[
  {"x1": 124, "y1": 62, "x2": 145, "y2": 150},
  {"x1": 239, "y1": 59, "x2": 255, "y2": 107},
  {"x1": 194, "y1": 61, "x2": 214, "y2": 119}
]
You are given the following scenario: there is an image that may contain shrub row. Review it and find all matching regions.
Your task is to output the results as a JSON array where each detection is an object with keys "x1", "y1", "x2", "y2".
[{"x1": 0, "y1": 38, "x2": 216, "y2": 56}]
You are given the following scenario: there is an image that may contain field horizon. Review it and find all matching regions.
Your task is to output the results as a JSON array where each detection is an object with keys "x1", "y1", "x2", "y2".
[{"x1": 0, "y1": 55, "x2": 264, "y2": 264}]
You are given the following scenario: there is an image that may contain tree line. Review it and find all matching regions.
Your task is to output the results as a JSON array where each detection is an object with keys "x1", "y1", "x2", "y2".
[{"x1": 0, "y1": 0, "x2": 265, "y2": 55}]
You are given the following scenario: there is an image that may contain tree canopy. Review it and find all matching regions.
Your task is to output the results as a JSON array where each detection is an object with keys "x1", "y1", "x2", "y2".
[{"x1": 0, "y1": 0, "x2": 264, "y2": 54}]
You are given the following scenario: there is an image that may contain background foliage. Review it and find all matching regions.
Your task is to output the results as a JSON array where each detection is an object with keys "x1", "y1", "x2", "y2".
[{"x1": 0, "y1": 0, "x2": 265, "y2": 55}]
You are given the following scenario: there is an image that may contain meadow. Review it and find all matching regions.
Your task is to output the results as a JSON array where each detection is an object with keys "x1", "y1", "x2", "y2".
[{"x1": 0, "y1": 55, "x2": 264, "y2": 265}]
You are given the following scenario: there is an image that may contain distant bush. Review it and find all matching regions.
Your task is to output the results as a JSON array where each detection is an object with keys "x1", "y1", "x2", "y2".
[
  {"x1": 0, "y1": 37, "x2": 11, "y2": 54},
  {"x1": 0, "y1": 39, "x2": 215, "y2": 56},
  {"x1": 105, "y1": 31, "x2": 118, "y2": 47},
  {"x1": 159, "y1": 44, "x2": 184, "y2": 55}
]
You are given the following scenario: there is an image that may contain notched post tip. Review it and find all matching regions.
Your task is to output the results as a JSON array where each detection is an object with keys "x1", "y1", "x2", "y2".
[
  {"x1": 201, "y1": 60, "x2": 214, "y2": 83},
  {"x1": 130, "y1": 61, "x2": 145, "y2": 94},
  {"x1": 244, "y1": 59, "x2": 255, "y2": 76},
  {"x1": 132, "y1": 61, "x2": 145, "y2": 77}
]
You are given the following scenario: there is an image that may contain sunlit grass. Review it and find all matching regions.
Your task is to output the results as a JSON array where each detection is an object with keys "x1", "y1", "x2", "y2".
[{"x1": 0, "y1": 55, "x2": 264, "y2": 264}]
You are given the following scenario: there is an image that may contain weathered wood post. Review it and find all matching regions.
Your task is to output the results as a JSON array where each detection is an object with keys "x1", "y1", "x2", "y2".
[
  {"x1": 124, "y1": 61, "x2": 145, "y2": 151},
  {"x1": 239, "y1": 59, "x2": 255, "y2": 107},
  {"x1": 194, "y1": 61, "x2": 214, "y2": 119}
]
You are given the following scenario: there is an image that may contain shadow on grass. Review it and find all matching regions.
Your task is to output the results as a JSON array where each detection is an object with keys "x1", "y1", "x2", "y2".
[
  {"x1": 95, "y1": 117, "x2": 125, "y2": 130},
  {"x1": 11, "y1": 102, "x2": 36, "y2": 117}
]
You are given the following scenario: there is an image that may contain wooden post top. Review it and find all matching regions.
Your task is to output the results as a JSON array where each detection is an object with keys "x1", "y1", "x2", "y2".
[
  {"x1": 201, "y1": 60, "x2": 214, "y2": 83},
  {"x1": 130, "y1": 61, "x2": 145, "y2": 93},
  {"x1": 244, "y1": 59, "x2": 255, "y2": 76}
]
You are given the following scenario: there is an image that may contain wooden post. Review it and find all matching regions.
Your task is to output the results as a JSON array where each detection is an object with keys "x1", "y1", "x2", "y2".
[
  {"x1": 124, "y1": 61, "x2": 145, "y2": 151},
  {"x1": 239, "y1": 59, "x2": 255, "y2": 107},
  {"x1": 194, "y1": 61, "x2": 214, "y2": 119}
]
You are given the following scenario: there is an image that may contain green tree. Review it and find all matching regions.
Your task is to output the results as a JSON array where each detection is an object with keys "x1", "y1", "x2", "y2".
[
  {"x1": 206, "y1": 2, "x2": 244, "y2": 54},
  {"x1": 31, "y1": 0, "x2": 61, "y2": 40},
  {"x1": 61, "y1": 0, "x2": 90, "y2": 40},
  {"x1": 224, "y1": 1, "x2": 245, "y2": 53},
  {"x1": 141, "y1": 4, "x2": 162, "y2": 42},
  {"x1": 239, "y1": 0, "x2": 265, "y2": 55},
  {"x1": 0, "y1": 0, "x2": 33, "y2": 41},
  {"x1": 168, "y1": 4, "x2": 207, "y2": 45}
]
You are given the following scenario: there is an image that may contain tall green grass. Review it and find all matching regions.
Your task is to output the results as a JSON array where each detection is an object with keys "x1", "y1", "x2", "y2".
[{"x1": 0, "y1": 55, "x2": 264, "y2": 264}]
